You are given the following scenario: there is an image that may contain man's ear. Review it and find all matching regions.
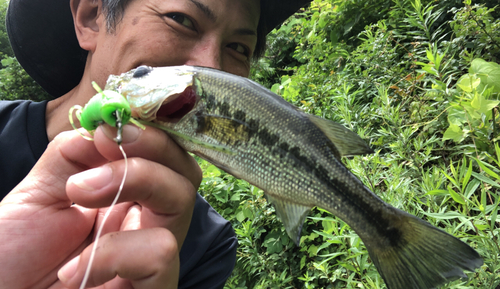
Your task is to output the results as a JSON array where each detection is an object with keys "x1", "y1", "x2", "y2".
[{"x1": 71, "y1": 0, "x2": 102, "y2": 52}]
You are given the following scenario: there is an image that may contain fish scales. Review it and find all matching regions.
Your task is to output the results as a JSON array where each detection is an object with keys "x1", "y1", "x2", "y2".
[
  {"x1": 106, "y1": 65, "x2": 483, "y2": 289},
  {"x1": 185, "y1": 68, "x2": 400, "y2": 243}
]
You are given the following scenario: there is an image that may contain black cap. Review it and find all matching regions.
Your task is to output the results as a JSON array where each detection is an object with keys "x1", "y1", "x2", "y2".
[{"x1": 6, "y1": 0, "x2": 311, "y2": 97}]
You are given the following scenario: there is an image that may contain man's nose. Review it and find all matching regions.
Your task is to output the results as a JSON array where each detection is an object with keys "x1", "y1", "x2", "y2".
[{"x1": 185, "y1": 41, "x2": 222, "y2": 70}]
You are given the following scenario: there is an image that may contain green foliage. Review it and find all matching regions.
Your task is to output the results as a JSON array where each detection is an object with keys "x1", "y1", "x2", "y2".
[
  {"x1": 0, "y1": 56, "x2": 52, "y2": 101},
  {"x1": 205, "y1": 0, "x2": 500, "y2": 288},
  {"x1": 441, "y1": 59, "x2": 500, "y2": 151},
  {"x1": 0, "y1": 1, "x2": 13, "y2": 59},
  {"x1": 0, "y1": 2, "x2": 51, "y2": 101},
  {"x1": 449, "y1": 0, "x2": 500, "y2": 63}
]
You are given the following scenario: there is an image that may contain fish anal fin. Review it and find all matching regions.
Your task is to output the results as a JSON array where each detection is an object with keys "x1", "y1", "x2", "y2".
[
  {"x1": 266, "y1": 194, "x2": 312, "y2": 246},
  {"x1": 307, "y1": 114, "x2": 374, "y2": 157}
]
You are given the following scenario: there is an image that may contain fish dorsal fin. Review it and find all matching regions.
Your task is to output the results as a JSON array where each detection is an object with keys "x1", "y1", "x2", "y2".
[
  {"x1": 266, "y1": 194, "x2": 312, "y2": 246},
  {"x1": 307, "y1": 114, "x2": 374, "y2": 157}
]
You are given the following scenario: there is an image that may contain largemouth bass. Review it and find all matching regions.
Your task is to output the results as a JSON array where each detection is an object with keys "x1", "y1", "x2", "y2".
[{"x1": 105, "y1": 65, "x2": 482, "y2": 289}]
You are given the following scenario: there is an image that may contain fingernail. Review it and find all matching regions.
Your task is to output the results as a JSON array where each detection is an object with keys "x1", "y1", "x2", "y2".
[
  {"x1": 101, "y1": 124, "x2": 142, "y2": 143},
  {"x1": 58, "y1": 255, "x2": 80, "y2": 283},
  {"x1": 69, "y1": 166, "x2": 113, "y2": 191}
]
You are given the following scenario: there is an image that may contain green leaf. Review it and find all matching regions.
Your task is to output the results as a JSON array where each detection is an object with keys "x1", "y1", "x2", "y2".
[
  {"x1": 442, "y1": 124, "x2": 464, "y2": 142},
  {"x1": 447, "y1": 105, "x2": 467, "y2": 126},
  {"x1": 264, "y1": 232, "x2": 283, "y2": 254},
  {"x1": 462, "y1": 159, "x2": 473, "y2": 191},
  {"x1": 490, "y1": 198, "x2": 499, "y2": 231},
  {"x1": 461, "y1": 102, "x2": 481, "y2": 119},
  {"x1": 204, "y1": 164, "x2": 221, "y2": 177},
  {"x1": 300, "y1": 255, "x2": 306, "y2": 270},
  {"x1": 481, "y1": 189, "x2": 487, "y2": 213},
  {"x1": 473, "y1": 157, "x2": 500, "y2": 181},
  {"x1": 471, "y1": 172, "x2": 500, "y2": 188},
  {"x1": 270, "y1": 83, "x2": 281, "y2": 94},
  {"x1": 448, "y1": 187, "x2": 465, "y2": 205},
  {"x1": 307, "y1": 244, "x2": 318, "y2": 256},
  {"x1": 425, "y1": 189, "x2": 449, "y2": 196},
  {"x1": 471, "y1": 92, "x2": 499, "y2": 114},
  {"x1": 321, "y1": 219, "x2": 335, "y2": 234},
  {"x1": 0, "y1": 57, "x2": 13, "y2": 66},
  {"x1": 423, "y1": 211, "x2": 465, "y2": 220},
  {"x1": 464, "y1": 179, "x2": 480, "y2": 200},
  {"x1": 474, "y1": 222, "x2": 489, "y2": 231},
  {"x1": 469, "y1": 58, "x2": 500, "y2": 93},
  {"x1": 457, "y1": 74, "x2": 480, "y2": 92},
  {"x1": 236, "y1": 210, "x2": 246, "y2": 222},
  {"x1": 230, "y1": 192, "x2": 240, "y2": 201},
  {"x1": 339, "y1": 262, "x2": 356, "y2": 272},
  {"x1": 243, "y1": 207, "x2": 254, "y2": 220}
]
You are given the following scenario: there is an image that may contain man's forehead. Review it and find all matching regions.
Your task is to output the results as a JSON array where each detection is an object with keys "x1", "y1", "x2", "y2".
[{"x1": 238, "y1": 0, "x2": 261, "y2": 24}]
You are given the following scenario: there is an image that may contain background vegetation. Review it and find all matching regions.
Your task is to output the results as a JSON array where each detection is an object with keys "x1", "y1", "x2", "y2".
[{"x1": 1, "y1": 0, "x2": 499, "y2": 288}]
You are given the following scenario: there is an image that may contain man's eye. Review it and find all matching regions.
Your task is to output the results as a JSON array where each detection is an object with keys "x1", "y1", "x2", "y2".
[
  {"x1": 167, "y1": 13, "x2": 195, "y2": 30},
  {"x1": 228, "y1": 43, "x2": 250, "y2": 57}
]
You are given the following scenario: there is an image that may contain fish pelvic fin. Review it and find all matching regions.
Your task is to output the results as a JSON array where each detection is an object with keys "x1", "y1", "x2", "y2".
[
  {"x1": 266, "y1": 194, "x2": 312, "y2": 246},
  {"x1": 307, "y1": 114, "x2": 374, "y2": 157},
  {"x1": 365, "y1": 209, "x2": 483, "y2": 289}
]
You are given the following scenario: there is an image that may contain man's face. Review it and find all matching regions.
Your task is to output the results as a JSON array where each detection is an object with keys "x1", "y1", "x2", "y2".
[{"x1": 91, "y1": 0, "x2": 260, "y2": 84}]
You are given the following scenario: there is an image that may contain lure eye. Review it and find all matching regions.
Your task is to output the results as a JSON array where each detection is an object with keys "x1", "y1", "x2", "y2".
[{"x1": 133, "y1": 66, "x2": 152, "y2": 78}]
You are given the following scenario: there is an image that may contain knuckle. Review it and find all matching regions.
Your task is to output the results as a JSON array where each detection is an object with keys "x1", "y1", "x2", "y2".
[{"x1": 152, "y1": 229, "x2": 179, "y2": 263}]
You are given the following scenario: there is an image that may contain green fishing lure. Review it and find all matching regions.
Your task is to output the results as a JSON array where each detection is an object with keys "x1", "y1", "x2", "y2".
[{"x1": 69, "y1": 82, "x2": 144, "y2": 144}]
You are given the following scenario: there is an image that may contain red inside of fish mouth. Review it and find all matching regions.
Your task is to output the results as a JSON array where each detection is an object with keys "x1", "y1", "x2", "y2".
[{"x1": 156, "y1": 86, "x2": 197, "y2": 122}]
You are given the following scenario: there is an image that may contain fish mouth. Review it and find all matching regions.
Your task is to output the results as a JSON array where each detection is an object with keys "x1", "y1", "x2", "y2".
[{"x1": 154, "y1": 85, "x2": 198, "y2": 123}]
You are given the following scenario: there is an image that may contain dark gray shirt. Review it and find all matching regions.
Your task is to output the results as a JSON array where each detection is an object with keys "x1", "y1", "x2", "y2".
[{"x1": 0, "y1": 100, "x2": 237, "y2": 288}]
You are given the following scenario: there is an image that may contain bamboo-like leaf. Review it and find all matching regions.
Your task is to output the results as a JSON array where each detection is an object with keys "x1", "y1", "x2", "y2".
[
  {"x1": 425, "y1": 189, "x2": 449, "y2": 196},
  {"x1": 474, "y1": 157, "x2": 500, "y2": 181},
  {"x1": 471, "y1": 172, "x2": 500, "y2": 188},
  {"x1": 423, "y1": 211, "x2": 466, "y2": 220},
  {"x1": 442, "y1": 169, "x2": 459, "y2": 189},
  {"x1": 450, "y1": 159, "x2": 458, "y2": 181},
  {"x1": 462, "y1": 158, "x2": 473, "y2": 192},
  {"x1": 490, "y1": 199, "x2": 499, "y2": 232},
  {"x1": 448, "y1": 186, "x2": 466, "y2": 205},
  {"x1": 465, "y1": 179, "x2": 480, "y2": 200},
  {"x1": 480, "y1": 189, "x2": 486, "y2": 213}
]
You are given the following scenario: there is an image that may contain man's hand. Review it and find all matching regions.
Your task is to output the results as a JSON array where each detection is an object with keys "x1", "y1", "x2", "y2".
[{"x1": 0, "y1": 124, "x2": 201, "y2": 289}]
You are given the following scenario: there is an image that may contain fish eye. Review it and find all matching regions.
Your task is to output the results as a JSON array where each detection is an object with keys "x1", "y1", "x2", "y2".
[{"x1": 133, "y1": 66, "x2": 152, "y2": 78}]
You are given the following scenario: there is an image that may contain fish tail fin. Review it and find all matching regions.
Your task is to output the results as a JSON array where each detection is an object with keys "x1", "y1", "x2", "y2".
[{"x1": 365, "y1": 209, "x2": 482, "y2": 289}]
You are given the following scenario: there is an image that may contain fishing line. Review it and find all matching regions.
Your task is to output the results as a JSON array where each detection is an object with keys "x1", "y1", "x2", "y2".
[
  {"x1": 77, "y1": 108, "x2": 129, "y2": 289},
  {"x1": 79, "y1": 143, "x2": 128, "y2": 289},
  {"x1": 68, "y1": 82, "x2": 144, "y2": 288}
]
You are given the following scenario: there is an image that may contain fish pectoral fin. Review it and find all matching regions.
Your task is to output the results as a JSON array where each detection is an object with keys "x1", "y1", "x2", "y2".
[
  {"x1": 195, "y1": 114, "x2": 250, "y2": 146},
  {"x1": 307, "y1": 114, "x2": 374, "y2": 157},
  {"x1": 141, "y1": 120, "x2": 236, "y2": 155},
  {"x1": 266, "y1": 194, "x2": 312, "y2": 246}
]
